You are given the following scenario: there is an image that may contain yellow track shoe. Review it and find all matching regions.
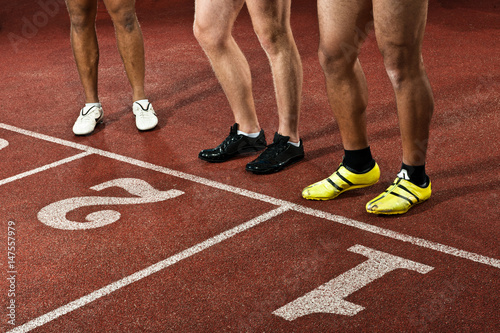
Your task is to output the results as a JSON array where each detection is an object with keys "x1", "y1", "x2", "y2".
[
  {"x1": 366, "y1": 177, "x2": 431, "y2": 215},
  {"x1": 302, "y1": 163, "x2": 380, "y2": 200}
]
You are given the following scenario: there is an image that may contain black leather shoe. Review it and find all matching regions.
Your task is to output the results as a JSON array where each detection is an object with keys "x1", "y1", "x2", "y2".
[
  {"x1": 245, "y1": 133, "x2": 304, "y2": 174},
  {"x1": 199, "y1": 123, "x2": 267, "y2": 163}
]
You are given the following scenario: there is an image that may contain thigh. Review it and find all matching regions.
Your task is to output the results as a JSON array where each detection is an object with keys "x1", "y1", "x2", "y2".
[
  {"x1": 195, "y1": 0, "x2": 246, "y2": 35},
  {"x1": 318, "y1": 0, "x2": 373, "y2": 60},
  {"x1": 373, "y1": 0, "x2": 429, "y2": 64}
]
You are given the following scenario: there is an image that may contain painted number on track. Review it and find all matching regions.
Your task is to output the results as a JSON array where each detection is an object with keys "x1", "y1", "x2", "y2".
[
  {"x1": 0, "y1": 138, "x2": 8, "y2": 151},
  {"x1": 37, "y1": 178, "x2": 184, "y2": 230},
  {"x1": 274, "y1": 244, "x2": 434, "y2": 319}
]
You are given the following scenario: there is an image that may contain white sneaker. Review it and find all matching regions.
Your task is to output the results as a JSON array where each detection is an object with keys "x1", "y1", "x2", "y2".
[
  {"x1": 133, "y1": 101, "x2": 158, "y2": 131},
  {"x1": 72, "y1": 105, "x2": 104, "y2": 135}
]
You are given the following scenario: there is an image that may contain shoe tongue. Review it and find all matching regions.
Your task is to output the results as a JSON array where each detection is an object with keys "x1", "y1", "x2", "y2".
[
  {"x1": 230, "y1": 123, "x2": 239, "y2": 135},
  {"x1": 273, "y1": 132, "x2": 289, "y2": 144}
]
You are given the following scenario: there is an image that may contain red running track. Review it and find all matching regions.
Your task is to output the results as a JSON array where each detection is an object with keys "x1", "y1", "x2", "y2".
[{"x1": 0, "y1": 0, "x2": 499, "y2": 332}]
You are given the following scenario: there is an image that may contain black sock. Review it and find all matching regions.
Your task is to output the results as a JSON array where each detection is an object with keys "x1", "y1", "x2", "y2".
[
  {"x1": 343, "y1": 147, "x2": 375, "y2": 173},
  {"x1": 398, "y1": 163, "x2": 429, "y2": 187}
]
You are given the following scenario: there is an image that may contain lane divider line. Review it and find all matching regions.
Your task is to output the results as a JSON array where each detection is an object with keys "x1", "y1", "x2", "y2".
[
  {"x1": 0, "y1": 123, "x2": 96, "y2": 151},
  {"x1": 7, "y1": 206, "x2": 291, "y2": 333},
  {"x1": 0, "y1": 151, "x2": 92, "y2": 187},
  {"x1": 292, "y1": 205, "x2": 500, "y2": 269}
]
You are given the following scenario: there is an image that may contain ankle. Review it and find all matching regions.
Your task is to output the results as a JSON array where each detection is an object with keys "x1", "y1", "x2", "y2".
[
  {"x1": 398, "y1": 163, "x2": 428, "y2": 187},
  {"x1": 343, "y1": 146, "x2": 375, "y2": 173},
  {"x1": 237, "y1": 123, "x2": 261, "y2": 135}
]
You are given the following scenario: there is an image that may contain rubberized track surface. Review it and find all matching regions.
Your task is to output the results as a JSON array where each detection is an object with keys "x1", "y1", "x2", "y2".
[{"x1": 0, "y1": 0, "x2": 499, "y2": 332}]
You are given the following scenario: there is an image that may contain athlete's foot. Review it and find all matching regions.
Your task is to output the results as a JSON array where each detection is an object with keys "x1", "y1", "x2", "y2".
[
  {"x1": 199, "y1": 123, "x2": 267, "y2": 163},
  {"x1": 302, "y1": 162, "x2": 380, "y2": 200},
  {"x1": 133, "y1": 101, "x2": 158, "y2": 131},
  {"x1": 366, "y1": 177, "x2": 431, "y2": 215},
  {"x1": 72, "y1": 104, "x2": 104, "y2": 136}
]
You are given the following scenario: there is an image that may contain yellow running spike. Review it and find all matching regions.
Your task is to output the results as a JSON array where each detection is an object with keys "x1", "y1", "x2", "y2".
[
  {"x1": 366, "y1": 177, "x2": 431, "y2": 215},
  {"x1": 302, "y1": 163, "x2": 380, "y2": 201}
]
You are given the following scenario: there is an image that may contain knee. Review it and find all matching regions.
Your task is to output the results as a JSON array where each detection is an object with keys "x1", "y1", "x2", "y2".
[
  {"x1": 379, "y1": 43, "x2": 422, "y2": 89},
  {"x1": 68, "y1": 6, "x2": 96, "y2": 33},
  {"x1": 193, "y1": 17, "x2": 229, "y2": 52},
  {"x1": 193, "y1": 18, "x2": 210, "y2": 48},
  {"x1": 108, "y1": 8, "x2": 137, "y2": 33},
  {"x1": 254, "y1": 24, "x2": 289, "y2": 56},
  {"x1": 318, "y1": 42, "x2": 358, "y2": 77}
]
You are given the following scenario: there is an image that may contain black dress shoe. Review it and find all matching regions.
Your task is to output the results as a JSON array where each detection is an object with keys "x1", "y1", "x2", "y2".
[
  {"x1": 245, "y1": 133, "x2": 304, "y2": 174},
  {"x1": 199, "y1": 123, "x2": 267, "y2": 163}
]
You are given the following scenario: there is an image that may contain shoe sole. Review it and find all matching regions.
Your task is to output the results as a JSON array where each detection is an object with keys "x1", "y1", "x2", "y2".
[
  {"x1": 137, "y1": 125, "x2": 157, "y2": 132},
  {"x1": 199, "y1": 146, "x2": 267, "y2": 163},
  {"x1": 246, "y1": 154, "x2": 304, "y2": 174}
]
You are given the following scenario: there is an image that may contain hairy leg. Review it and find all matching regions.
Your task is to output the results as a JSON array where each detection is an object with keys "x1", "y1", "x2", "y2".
[
  {"x1": 194, "y1": 0, "x2": 260, "y2": 134},
  {"x1": 103, "y1": 0, "x2": 146, "y2": 101},
  {"x1": 373, "y1": 0, "x2": 433, "y2": 166},
  {"x1": 246, "y1": 0, "x2": 303, "y2": 142},
  {"x1": 65, "y1": 0, "x2": 99, "y2": 103},
  {"x1": 317, "y1": 0, "x2": 373, "y2": 150}
]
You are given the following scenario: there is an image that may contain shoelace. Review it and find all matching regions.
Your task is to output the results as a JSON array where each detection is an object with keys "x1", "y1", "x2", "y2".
[
  {"x1": 81, "y1": 105, "x2": 98, "y2": 116},
  {"x1": 79, "y1": 108, "x2": 99, "y2": 121},
  {"x1": 219, "y1": 132, "x2": 240, "y2": 150},
  {"x1": 137, "y1": 109, "x2": 151, "y2": 117},
  {"x1": 135, "y1": 103, "x2": 154, "y2": 117},
  {"x1": 259, "y1": 139, "x2": 287, "y2": 159}
]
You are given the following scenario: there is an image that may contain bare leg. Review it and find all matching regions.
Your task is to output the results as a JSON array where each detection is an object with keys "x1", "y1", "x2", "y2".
[
  {"x1": 317, "y1": 0, "x2": 373, "y2": 150},
  {"x1": 65, "y1": 0, "x2": 99, "y2": 103},
  {"x1": 367, "y1": 0, "x2": 434, "y2": 214},
  {"x1": 194, "y1": 0, "x2": 260, "y2": 134},
  {"x1": 103, "y1": 0, "x2": 146, "y2": 102},
  {"x1": 246, "y1": 0, "x2": 302, "y2": 142},
  {"x1": 373, "y1": 0, "x2": 434, "y2": 166},
  {"x1": 301, "y1": 0, "x2": 379, "y2": 201}
]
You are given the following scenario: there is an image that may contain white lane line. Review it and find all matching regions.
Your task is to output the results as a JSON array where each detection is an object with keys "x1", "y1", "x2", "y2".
[
  {"x1": 0, "y1": 152, "x2": 92, "y2": 187},
  {"x1": 0, "y1": 123, "x2": 94, "y2": 151},
  {"x1": 7, "y1": 206, "x2": 290, "y2": 333},
  {"x1": 292, "y1": 205, "x2": 500, "y2": 269},
  {"x1": 1, "y1": 123, "x2": 499, "y2": 270}
]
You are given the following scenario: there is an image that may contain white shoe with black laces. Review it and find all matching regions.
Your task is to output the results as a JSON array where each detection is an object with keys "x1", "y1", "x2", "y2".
[
  {"x1": 133, "y1": 101, "x2": 158, "y2": 131},
  {"x1": 72, "y1": 105, "x2": 104, "y2": 135}
]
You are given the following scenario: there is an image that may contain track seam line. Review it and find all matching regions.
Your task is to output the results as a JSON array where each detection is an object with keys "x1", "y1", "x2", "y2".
[
  {"x1": 6, "y1": 206, "x2": 291, "y2": 333},
  {"x1": 0, "y1": 151, "x2": 92, "y2": 187},
  {"x1": 1, "y1": 123, "x2": 498, "y2": 269}
]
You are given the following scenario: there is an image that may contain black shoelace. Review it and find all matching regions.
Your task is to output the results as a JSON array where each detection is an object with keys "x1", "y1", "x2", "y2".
[
  {"x1": 259, "y1": 139, "x2": 287, "y2": 159},
  {"x1": 218, "y1": 132, "x2": 241, "y2": 150}
]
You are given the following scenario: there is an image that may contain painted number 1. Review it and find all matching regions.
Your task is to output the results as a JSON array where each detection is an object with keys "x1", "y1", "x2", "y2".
[
  {"x1": 37, "y1": 178, "x2": 184, "y2": 230},
  {"x1": 274, "y1": 244, "x2": 434, "y2": 319}
]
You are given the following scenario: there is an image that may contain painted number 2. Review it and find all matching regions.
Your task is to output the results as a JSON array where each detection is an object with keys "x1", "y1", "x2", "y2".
[
  {"x1": 0, "y1": 138, "x2": 8, "y2": 151},
  {"x1": 37, "y1": 178, "x2": 184, "y2": 230}
]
